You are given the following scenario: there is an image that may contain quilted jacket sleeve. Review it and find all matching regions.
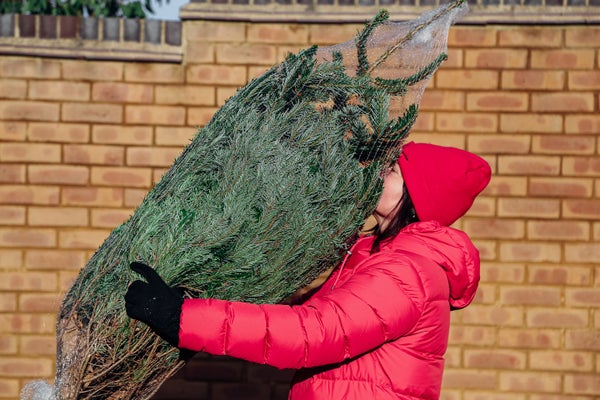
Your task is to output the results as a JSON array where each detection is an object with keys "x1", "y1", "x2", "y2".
[{"x1": 178, "y1": 255, "x2": 426, "y2": 369}]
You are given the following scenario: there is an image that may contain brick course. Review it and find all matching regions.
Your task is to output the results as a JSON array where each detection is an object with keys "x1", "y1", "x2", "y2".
[{"x1": 0, "y1": 15, "x2": 599, "y2": 400}]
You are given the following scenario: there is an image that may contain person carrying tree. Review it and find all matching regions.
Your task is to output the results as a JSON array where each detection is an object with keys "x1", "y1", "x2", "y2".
[{"x1": 125, "y1": 140, "x2": 491, "y2": 400}]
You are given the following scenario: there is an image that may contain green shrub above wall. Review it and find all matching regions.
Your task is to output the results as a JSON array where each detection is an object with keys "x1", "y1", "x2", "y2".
[{"x1": 0, "y1": 0, "x2": 169, "y2": 18}]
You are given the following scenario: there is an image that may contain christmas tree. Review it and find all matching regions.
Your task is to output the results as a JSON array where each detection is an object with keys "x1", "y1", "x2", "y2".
[{"x1": 22, "y1": 1, "x2": 468, "y2": 398}]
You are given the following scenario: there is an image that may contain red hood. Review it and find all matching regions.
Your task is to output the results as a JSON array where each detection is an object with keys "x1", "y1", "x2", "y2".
[{"x1": 388, "y1": 221, "x2": 480, "y2": 309}]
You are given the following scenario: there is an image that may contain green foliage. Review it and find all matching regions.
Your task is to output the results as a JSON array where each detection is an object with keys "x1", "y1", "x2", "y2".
[{"x1": 0, "y1": 0, "x2": 166, "y2": 17}]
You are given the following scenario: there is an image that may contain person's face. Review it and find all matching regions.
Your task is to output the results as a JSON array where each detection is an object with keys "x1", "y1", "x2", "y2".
[{"x1": 374, "y1": 161, "x2": 404, "y2": 226}]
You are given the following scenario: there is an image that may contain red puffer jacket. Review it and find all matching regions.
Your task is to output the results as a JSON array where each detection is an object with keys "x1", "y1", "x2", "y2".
[{"x1": 179, "y1": 221, "x2": 480, "y2": 399}]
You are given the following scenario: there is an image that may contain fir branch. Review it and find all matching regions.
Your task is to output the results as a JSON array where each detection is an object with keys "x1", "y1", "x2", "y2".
[
  {"x1": 356, "y1": 9, "x2": 389, "y2": 77},
  {"x1": 400, "y1": 53, "x2": 448, "y2": 87}
]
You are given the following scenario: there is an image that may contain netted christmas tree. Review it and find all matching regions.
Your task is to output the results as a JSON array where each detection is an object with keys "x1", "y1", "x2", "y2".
[{"x1": 21, "y1": 1, "x2": 468, "y2": 399}]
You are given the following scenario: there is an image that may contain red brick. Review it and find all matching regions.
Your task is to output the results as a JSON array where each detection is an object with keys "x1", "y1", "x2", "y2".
[
  {"x1": 62, "y1": 60, "x2": 123, "y2": 81},
  {"x1": 0, "y1": 164, "x2": 25, "y2": 183},
  {"x1": 527, "y1": 308, "x2": 588, "y2": 328},
  {"x1": 463, "y1": 218, "x2": 524, "y2": 239},
  {"x1": 0, "y1": 100, "x2": 59, "y2": 121},
  {"x1": 185, "y1": 20, "x2": 246, "y2": 42},
  {"x1": 441, "y1": 370, "x2": 497, "y2": 390},
  {"x1": 499, "y1": 113, "x2": 562, "y2": 134},
  {"x1": 498, "y1": 155, "x2": 560, "y2": 176},
  {"x1": 124, "y1": 63, "x2": 184, "y2": 83},
  {"x1": 19, "y1": 335, "x2": 56, "y2": 355},
  {"x1": 64, "y1": 144, "x2": 124, "y2": 166},
  {"x1": 0, "y1": 336, "x2": 17, "y2": 354},
  {"x1": 62, "y1": 103, "x2": 122, "y2": 123},
  {"x1": 437, "y1": 112, "x2": 497, "y2": 133},
  {"x1": 528, "y1": 220, "x2": 590, "y2": 241},
  {"x1": 126, "y1": 147, "x2": 183, "y2": 167},
  {"x1": 0, "y1": 79, "x2": 27, "y2": 99},
  {"x1": 58, "y1": 229, "x2": 109, "y2": 249},
  {"x1": 186, "y1": 65, "x2": 247, "y2": 85},
  {"x1": 187, "y1": 106, "x2": 219, "y2": 126},
  {"x1": 531, "y1": 49, "x2": 595, "y2": 70},
  {"x1": 464, "y1": 349, "x2": 526, "y2": 370},
  {"x1": 0, "y1": 272, "x2": 57, "y2": 291},
  {"x1": 0, "y1": 121, "x2": 26, "y2": 141},
  {"x1": 563, "y1": 199, "x2": 600, "y2": 219},
  {"x1": 0, "y1": 206, "x2": 25, "y2": 225},
  {"x1": 0, "y1": 57, "x2": 60, "y2": 79},
  {"x1": 448, "y1": 26, "x2": 497, "y2": 47},
  {"x1": 90, "y1": 208, "x2": 133, "y2": 228},
  {"x1": 0, "y1": 356, "x2": 53, "y2": 377},
  {"x1": 309, "y1": 24, "x2": 359, "y2": 45},
  {"x1": 277, "y1": 45, "x2": 306, "y2": 63},
  {"x1": 499, "y1": 28, "x2": 562, "y2": 47},
  {"x1": 0, "y1": 143, "x2": 61, "y2": 163},
  {"x1": 0, "y1": 185, "x2": 59, "y2": 205},
  {"x1": 155, "y1": 126, "x2": 197, "y2": 146},
  {"x1": 0, "y1": 228, "x2": 56, "y2": 248},
  {"x1": 0, "y1": 294, "x2": 16, "y2": 312},
  {"x1": 562, "y1": 156, "x2": 600, "y2": 176},
  {"x1": 569, "y1": 71, "x2": 600, "y2": 90},
  {"x1": 436, "y1": 70, "x2": 499, "y2": 90},
  {"x1": 528, "y1": 265, "x2": 592, "y2": 286},
  {"x1": 464, "y1": 49, "x2": 527, "y2": 69},
  {"x1": 92, "y1": 82, "x2": 154, "y2": 103},
  {"x1": 28, "y1": 206, "x2": 88, "y2": 227},
  {"x1": 463, "y1": 392, "x2": 522, "y2": 400},
  {"x1": 566, "y1": 330, "x2": 600, "y2": 351},
  {"x1": 124, "y1": 188, "x2": 146, "y2": 207},
  {"x1": 62, "y1": 187, "x2": 123, "y2": 207},
  {"x1": 566, "y1": 288, "x2": 600, "y2": 307},
  {"x1": 185, "y1": 42, "x2": 215, "y2": 64},
  {"x1": 484, "y1": 177, "x2": 527, "y2": 197},
  {"x1": 565, "y1": 243, "x2": 600, "y2": 263},
  {"x1": 529, "y1": 177, "x2": 593, "y2": 198},
  {"x1": 0, "y1": 250, "x2": 22, "y2": 268},
  {"x1": 217, "y1": 44, "x2": 278, "y2": 65},
  {"x1": 92, "y1": 125, "x2": 153, "y2": 145},
  {"x1": 19, "y1": 293, "x2": 62, "y2": 312},
  {"x1": 564, "y1": 374, "x2": 600, "y2": 395},
  {"x1": 25, "y1": 250, "x2": 86, "y2": 270},
  {"x1": 91, "y1": 166, "x2": 151, "y2": 188},
  {"x1": 462, "y1": 305, "x2": 524, "y2": 327},
  {"x1": 565, "y1": 27, "x2": 600, "y2": 48},
  {"x1": 468, "y1": 134, "x2": 530, "y2": 154},
  {"x1": 125, "y1": 105, "x2": 185, "y2": 126},
  {"x1": 420, "y1": 90, "x2": 465, "y2": 111},
  {"x1": 500, "y1": 286, "x2": 561, "y2": 306},
  {"x1": 533, "y1": 135, "x2": 595, "y2": 155},
  {"x1": 501, "y1": 70, "x2": 565, "y2": 91},
  {"x1": 531, "y1": 93, "x2": 594, "y2": 113},
  {"x1": 0, "y1": 314, "x2": 56, "y2": 334},
  {"x1": 472, "y1": 239, "x2": 496, "y2": 261},
  {"x1": 499, "y1": 371, "x2": 562, "y2": 393},
  {"x1": 247, "y1": 24, "x2": 308, "y2": 44},
  {"x1": 28, "y1": 81, "x2": 89, "y2": 101},
  {"x1": 500, "y1": 242, "x2": 561, "y2": 262},
  {"x1": 448, "y1": 326, "x2": 496, "y2": 346},
  {"x1": 565, "y1": 114, "x2": 600, "y2": 134},
  {"x1": 29, "y1": 165, "x2": 89, "y2": 185},
  {"x1": 156, "y1": 85, "x2": 215, "y2": 106},
  {"x1": 0, "y1": 378, "x2": 21, "y2": 399},
  {"x1": 498, "y1": 328, "x2": 560, "y2": 349},
  {"x1": 480, "y1": 262, "x2": 525, "y2": 283},
  {"x1": 247, "y1": 65, "x2": 271, "y2": 81},
  {"x1": 27, "y1": 122, "x2": 89, "y2": 143}
]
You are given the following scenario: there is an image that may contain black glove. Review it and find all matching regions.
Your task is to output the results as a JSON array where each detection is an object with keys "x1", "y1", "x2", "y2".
[{"x1": 125, "y1": 262, "x2": 184, "y2": 347}]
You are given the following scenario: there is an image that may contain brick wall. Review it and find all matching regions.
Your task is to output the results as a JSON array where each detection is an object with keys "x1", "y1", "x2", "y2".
[{"x1": 0, "y1": 16, "x2": 599, "y2": 400}]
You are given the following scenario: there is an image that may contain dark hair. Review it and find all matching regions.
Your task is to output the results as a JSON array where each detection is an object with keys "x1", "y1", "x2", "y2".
[{"x1": 371, "y1": 184, "x2": 419, "y2": 253}]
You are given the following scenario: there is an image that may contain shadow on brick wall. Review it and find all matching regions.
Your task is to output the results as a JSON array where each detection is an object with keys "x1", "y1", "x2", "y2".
[{"x1": 153, "y1": 353, "x2": 294, "y2": 400}]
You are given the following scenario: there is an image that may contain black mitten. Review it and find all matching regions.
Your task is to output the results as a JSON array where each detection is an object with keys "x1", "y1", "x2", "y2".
[{"x1": 125, "y1": 262, "x2": 183, "y2": 347}]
